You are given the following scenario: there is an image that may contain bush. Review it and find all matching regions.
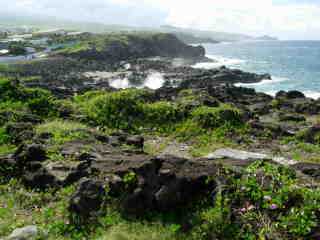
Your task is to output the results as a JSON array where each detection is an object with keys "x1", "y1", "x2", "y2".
[
  {"x1": 0, "y1": 78, "x2": 20, "y2": 100},
  {"x1": 84, "y1": 89, "x2": 151, "y2": 130},
  {"x1": 142, "y1": 101, "x2": 182, "y2": 127},
  {"x1": 191, "y1": 105, "x2": 243, "y2": 129},
  {"x1": 190, "y1": 161, "x2": 320, "y2": 240},
  {"x1": 0, "y1": 127, "x2": 9, "y2": 145},
  {"x1": 25, "y1": 88, "x2": 56, "y2": 117}
]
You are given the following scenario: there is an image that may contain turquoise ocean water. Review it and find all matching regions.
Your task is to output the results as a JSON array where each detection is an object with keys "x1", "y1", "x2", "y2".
[{"x1": 194, "y1": 41, "x2": 320, "y2": 99}]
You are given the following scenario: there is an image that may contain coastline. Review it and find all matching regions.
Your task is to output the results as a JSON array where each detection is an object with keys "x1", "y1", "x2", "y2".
[{"x1": 196, "y1": 43, "x2": 320, "y2": 100}]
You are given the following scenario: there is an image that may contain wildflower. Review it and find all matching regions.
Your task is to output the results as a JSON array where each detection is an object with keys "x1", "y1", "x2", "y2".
[
  {"x1": 270, "y1": 203, "x2": 278, "y2": 210},
  {"x1": 240, "y1": 208, "x2": 247, "y2": 213}
]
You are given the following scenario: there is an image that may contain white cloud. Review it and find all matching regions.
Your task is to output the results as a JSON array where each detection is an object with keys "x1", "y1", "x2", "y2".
[{"x1": 1, "y1": 0, "x2": 320, "y2": 39}]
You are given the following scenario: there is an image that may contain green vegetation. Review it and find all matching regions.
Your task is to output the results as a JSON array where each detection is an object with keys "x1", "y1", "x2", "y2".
[
  {"x1": 80, "y1": 89, "x2": 243, "y2": 136},
  {"x1": 188, "y1": 161, "x2": 320, "y2": 240},
  {"x1": 191, "y1": 105, "x2": 242, "y2": 129},
  {"x1": 36, "y1": 120, "x2": 90, "y2": 145},
  {"x1": 0, "y1": 72, "x2": 320, "y2": 240},
  {"x1": 1, "y1": 161, "x2": 318, "y2": 240},
  {"x1": 57, "y1": 32, "x2": 185, "y2": 57}
]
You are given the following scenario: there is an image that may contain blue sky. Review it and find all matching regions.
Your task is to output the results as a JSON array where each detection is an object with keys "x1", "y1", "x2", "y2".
[{"x1": 2, "y1": 0, "x2": 320, "y2": 39}]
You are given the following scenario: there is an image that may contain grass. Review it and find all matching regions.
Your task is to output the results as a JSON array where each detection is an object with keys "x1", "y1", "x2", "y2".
[
  {"x1": 36, "y1": 120, "x2": 91, "y2": 145},
  {"x1": 1, "y1": 77, "x2": 320, "y2": 239},
  {"x1": 281, "y1": 136, "x2": 320, "y2": 163},
  {"x1": 0, "y1": 180, "x2": 182, "y2": 240},
  {"x1": 0, "y1": 144, "x2": 16, "y2": 155},
  {"x1": 20, "y1": 76, "x2": 42, "y2": 82}
]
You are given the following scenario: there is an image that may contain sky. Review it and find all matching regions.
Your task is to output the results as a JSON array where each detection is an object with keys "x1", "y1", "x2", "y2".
[{"x1": 2, "y1": 0, "x2": 320, "y2": 40}]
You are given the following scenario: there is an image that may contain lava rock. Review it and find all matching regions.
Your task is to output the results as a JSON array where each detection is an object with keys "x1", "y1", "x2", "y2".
[
  {"x1": 5, "y1": 225, "x2": 39, "y2": 240},
  {"x1": 69, "y1": 178, "x2": 106, "y2": 217},
  {"x1": 126, "y1": 135, "x2": 144, "y2": 149},
  {"x1": 14, "y1": 144, "x2": 47, "y2": 167},
  {"x1": 300, "y1": 125, "x2": 320, "y2": 144},
  {"x1": 22, "y1": 162, "x2": 59, "y2": 189},
  {"x1": 286, "y1": 90, "x2": 306, "y2": 99},
  {"x1": 292, "y1": 162, "x2": 320, "y2": 180}
]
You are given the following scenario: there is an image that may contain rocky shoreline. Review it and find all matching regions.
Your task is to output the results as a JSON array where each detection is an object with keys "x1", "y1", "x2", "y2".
[{"x1": 0, "y1": 32, "x2": 320, "y2": 240}]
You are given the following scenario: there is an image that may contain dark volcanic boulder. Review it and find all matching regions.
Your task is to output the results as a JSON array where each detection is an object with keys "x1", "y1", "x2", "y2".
[
  {"x1": 299, "y1": 125, "x2": 320, "y2": 144},
  {"x1": 276, "y1": 90, "x2": 305, "y2": 99},
  {"x1": 179, "y1": 67, "x2": 271, "y2": 89},
  {"x1": 279, "y1": 113, "x2": 306, "y2": 122},
  {"x1": 125, "y1": 135, "x2": 144, "y2": 149},
  {"x1": 286, "y1": 90, "x2": 306, "y2": 99},
  {"x1": 122, "y1": 155, "x2": 218, "y2": 214},
  {"x1": 69, "y1": 178, "x2": 106, "y2": 217},
  {"x1": 292, "y1": 162, "x2": 320, "y2": 180},
  {"x1": 23, "y1": 161, "x2": 59, "y2": 189},
  {"x1": 14, "y1": 144, "x2": 47, "y2": 166}
]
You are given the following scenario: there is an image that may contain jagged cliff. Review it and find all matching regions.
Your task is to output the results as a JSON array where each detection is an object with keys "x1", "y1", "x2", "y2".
[{"x1": 60, "y1": 32, "x2": 206, "y2": 62}]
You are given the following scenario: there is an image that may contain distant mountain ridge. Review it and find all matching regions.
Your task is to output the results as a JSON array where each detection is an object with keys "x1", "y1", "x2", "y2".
[
  {"x1": 255, "y1": 35, "x2": 278, "y2": 41},
  {"x1": 0, "y1": 14, "x2": 278, "y2": 43}
]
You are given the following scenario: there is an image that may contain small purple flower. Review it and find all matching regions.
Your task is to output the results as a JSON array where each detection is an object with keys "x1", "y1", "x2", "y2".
[
  {"x1": 240, "y1": 208, "x2": 246, "y2": 213},
  {"x1": 270, "y1": 203, "x2": 278, "y2": 210}
]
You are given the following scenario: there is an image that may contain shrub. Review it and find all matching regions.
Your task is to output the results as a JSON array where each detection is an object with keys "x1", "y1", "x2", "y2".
[
  {"x1": 0, "y1": 127, "x2": 9, "y2": 145},
  {"x1": 191, "y1": 105, "x2": 243, "y2": 129},
  {"x1": 0, "y1": 78, "x2": 20, "y2": 100},
  {"x1": 27, "y1": 96, "x2": 55, "y2": 118},
  {"x1": 84, "y1": 89, "x2": 150, "y2": 130},
  {"x1": 142, "y1": 101, "x2": 182, "y2": 127}
]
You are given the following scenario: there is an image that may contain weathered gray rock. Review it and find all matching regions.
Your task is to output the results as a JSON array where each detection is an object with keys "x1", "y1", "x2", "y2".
[
  {"x1": 207, "y1": 148, "x2": 269, "y2": 161},
  {"x1": 5, "y1": 225, "x2": 38, "y2": 240},
  {"x1": 206, "y1": 148, "x2": 296, "y2": 166},
  {"x1": 292, "y1": 162, "x2": 320, "y2": 180}
]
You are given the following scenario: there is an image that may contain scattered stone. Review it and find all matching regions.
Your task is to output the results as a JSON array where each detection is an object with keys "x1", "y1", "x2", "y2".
[
  {"x1": 206, "y1": 148, "x2": 296, "y2": 166},
  {"x1": 292, "y1": 162, "x2": 320, "y2": 180},
  {"x1": 5, "y1": 225, "x2": 38, "y2": 240},
  {"x1": 69, "y1": 178, "x2": 106, "y2": 217},
  {"x1": 14, "y1": 144, "x2": 47, "y2": 166},
  {"x1": 207, "y1": 148, "x2": 270, "y2": 161},
  {"x1": 122, "y1": 155, "x2": 218, "y2": 214},
  {"x1": 300, "y1": 125, "x2": 320, "y2": 144},
  {"x1": 286, "y1": 90, "x2": 306, "y2": 99},
  {"x1": 125, "y1": 135, "x2": 144, "y2": 149},
  {"x1": 276, "y1": 90, "x2": 305, "y2": 99},
  {"x1": 279, "y1": 113, "x2": 306, "y2": 122},
  {"x1": 22, "y1": 162, "x2": 59, "y2": 189}
]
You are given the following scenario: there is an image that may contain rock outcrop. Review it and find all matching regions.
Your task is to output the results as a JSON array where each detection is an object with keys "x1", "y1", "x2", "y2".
[
  {"x1": 64, "y1": 33, "x2": 206, "y2": 62},
  {"x1": 69, "y1": 178, "x2": 106, "y2": 217}
]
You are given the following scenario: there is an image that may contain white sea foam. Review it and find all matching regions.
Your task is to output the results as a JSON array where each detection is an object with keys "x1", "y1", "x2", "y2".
[
  {"x1": 143, "y1": 72, "x2": 165, "y2": 89},
  {"x1": 109, "y1": 78, "x2": 130, "y2": 89},
  {"x1": 303, "y1": 91, "x2": 320, "y2": 100},
  {"x1": 265, "y1": 91, "x2": 277, "y2": 97},
  {"x1": 192, "y1": 55, "x2": 245, "y2": 69},
  {"x1": 234, "y1": 76, "x2": 288, "y2": 87}
]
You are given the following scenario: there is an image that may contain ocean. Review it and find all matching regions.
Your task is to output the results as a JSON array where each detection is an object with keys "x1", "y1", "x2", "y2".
[{"x1": 194, "y1": 41, "x2": 320, "y2": 99}]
